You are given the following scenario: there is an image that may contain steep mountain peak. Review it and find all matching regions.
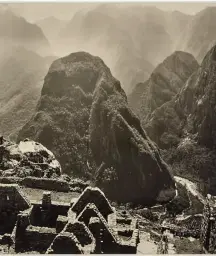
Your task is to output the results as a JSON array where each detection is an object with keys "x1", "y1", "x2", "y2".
[
  {"x1": 197, "y1": 6, "x2": 216, "y2": 17},
  {"x1": 53, "y1": 51, "x2": 103, "y2": 65},
  {"x1": 18, "y1": 51, "x2": 176, "y2": 204},
  {"x1": 179, "y1": 6, "x2": 216, "y2": 63},
  {"x1": 43, "y1": 51, "x2": 116, "y2": 96},
  {"x1": 153, "y1": 50, "x2": 198, "y2": 75},
  {"x1": 145, "y1": 44, "x2": 216, "y2": 149},
  {"x1": 18, "y1": 51, "x2": 120, "y2": 178},
  {"x1": 129, "y1": 51, "x2": 199, "y2": 121},
  {"x1": 144, "y1": 43, "x2": 216, "y2": 193}
]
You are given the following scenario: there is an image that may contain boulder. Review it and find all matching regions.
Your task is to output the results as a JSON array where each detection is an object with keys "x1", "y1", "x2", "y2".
[{"x1": 0, "y1": 137, "x2": 61, "y2": 178}]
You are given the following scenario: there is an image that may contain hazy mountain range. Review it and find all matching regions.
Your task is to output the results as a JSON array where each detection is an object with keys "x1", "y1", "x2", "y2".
[
  {"x1": 0, "y1": 8, "x2": 51, "y2": 56},
  {"x1": 0, "y1": 46, "x2": 56, "y2": 140},
  {"x1": 1, "y1": 3, "x2": 216, "y2": 197}
]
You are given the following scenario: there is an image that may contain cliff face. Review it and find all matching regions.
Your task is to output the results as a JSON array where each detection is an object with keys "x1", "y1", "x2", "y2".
[
  {"x1": 145, "y1": 44, "x2": 216, "y2": 193},
  {"x1": 146, "y1": 46, "x2": 216, "y2": 148},
  {"x1": 89, "y1": 63, "x2": 176, "y2": 205},
  {"x1": 129, "y1": 51, "x2": 199, "y2": 124},
  {"x1": 18, "y1": 51, "x2": 176, "y2": 204}
]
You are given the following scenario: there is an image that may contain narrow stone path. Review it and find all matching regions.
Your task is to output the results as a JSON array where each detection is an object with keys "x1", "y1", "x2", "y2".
[{"x1": 137, "y1": 231, "x2": 158, "y2": 254}]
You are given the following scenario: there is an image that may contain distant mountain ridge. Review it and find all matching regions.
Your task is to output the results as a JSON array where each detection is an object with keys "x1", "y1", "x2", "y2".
[
  {"x1": 129, "y1": 51, "x2": 199, "y2": 125},
  {"x1": 36, "y1": 16, "x2": 67, "y2": 42},
  {"x1": 178, "y1": 7, "x2": 216, "y2": 63},
  {"x1": 0, "y1": 9, "x2": 51, "y2": 56},
  {"x1": 0, "y1": 46, "x2": 56, "y2": 140},
  {"x1": 55, "y1": 4, "x2": 192, "y2": 93}
]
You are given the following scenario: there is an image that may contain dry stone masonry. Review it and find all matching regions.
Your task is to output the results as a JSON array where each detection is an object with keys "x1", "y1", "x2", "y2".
[
  {"x1": 0, "y1": 184, "x2": 139, "y2": 254},
  {"x1": 200, "y1": 194, "x2": 216, "y2": 253}
]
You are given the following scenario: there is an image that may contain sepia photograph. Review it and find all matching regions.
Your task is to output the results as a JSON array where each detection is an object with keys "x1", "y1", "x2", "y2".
[{"x1": 0, "y1": 0, "x2": 216, "y2": 254}]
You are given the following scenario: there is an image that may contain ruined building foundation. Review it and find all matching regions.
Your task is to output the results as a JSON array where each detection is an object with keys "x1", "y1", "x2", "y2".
[{"x1": 0, "y1": 184, "x2": 139, "y2": 254}]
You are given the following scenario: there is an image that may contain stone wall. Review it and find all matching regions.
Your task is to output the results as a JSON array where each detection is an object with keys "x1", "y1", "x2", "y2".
[
  {"x1": 0, "y1": 184, "x2": 30, "y2": 212},
  {"x1": 46, "y1": 232, "x2": 85, "y2": 254},
  {"x1": 157, "y1": 234, "x2": 168, "y2": 254},
  {"x1": 0, "y1": 177, "x2": 22, "y2": 184},
  {"x1": 56, "y1": 216, "x2": 68, "y2": 233},
  {"x1": 11, "y1": 186, "x2": 139, "y2": 254},
  {"x1": 25, "y1": 225, "x2": 56, "y2": 253},
  {"x1": 72, "y1": 187, "x2": 114, "y2": 220},
  {"x1": 29, "y1": 192, "x2": 69, "y2": 228},
  {"x1": 208, "y1": 217, "x2": 216, "y2": 253},
  {"x1": 200, "y1": 194, "x2": 216, "y2": 253},
  {"x1": 0, "y1": 184, "x2": 30, "y2": 235},
  {"x1": 64, "y1": 221, "x2": 94, "y2": 247},
  {"x1": 21, "y1": 177, "x2": 70, "y2": 192},
  {"x1": 0, "y1": 176, "x2": 89, "y2": 193},
  {"x1": 14, "y1": 211, "x2": 32, "y2": 252}
]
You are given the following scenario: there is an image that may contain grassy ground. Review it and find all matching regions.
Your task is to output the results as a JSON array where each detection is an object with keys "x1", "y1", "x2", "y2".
[
  {"x1": 174, "y1": 237, "x2": 203, "y2": 254},
  {"x1": 21, "y1": 186, "x2": 80, "y2": 203}
]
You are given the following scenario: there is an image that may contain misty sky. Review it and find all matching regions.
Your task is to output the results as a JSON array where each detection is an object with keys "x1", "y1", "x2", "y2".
[{"x1": 6, "y1": 2, "x2": 216, "y2": 22}]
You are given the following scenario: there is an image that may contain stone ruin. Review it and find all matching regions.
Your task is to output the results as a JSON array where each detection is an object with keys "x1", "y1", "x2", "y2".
[
  {"x1": 157, "y1": 233, "x2": 169, "y2": 254},
  {"x1": 200, "y1": 194, "x2": 216, "y2": 253},
  {"x1": 0, "y1": 184, "x2": 30, "y2": 235},
  {"x1": 0, "y1": 184, "x2": 139, "y2": 254}
]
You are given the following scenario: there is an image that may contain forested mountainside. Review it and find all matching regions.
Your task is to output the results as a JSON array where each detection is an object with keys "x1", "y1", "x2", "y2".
[
  {"x1": 129, "y1": 51, "x2": 199, "y2": 124},
  {"x1": 0, "y1": 47, "x2": 56, "y2": 140},
  {"x1": 143, "y1": 44, "x2": 216, "y2": 193},
  {"x1": 17, "y1": 51, "x2": 176, "y2": 205}
]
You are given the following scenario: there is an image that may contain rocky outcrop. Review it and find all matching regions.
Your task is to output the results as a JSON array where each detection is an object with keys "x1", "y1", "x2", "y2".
[
  {"x1": 129, "y1": 51, "x2": 199, "y2": 124},
  {"x1": 89, "y1": 58, "x2": 176, "y2": 205},
  {"x1": 0, "y1": 137, "x2": 61, "y2": 178}
]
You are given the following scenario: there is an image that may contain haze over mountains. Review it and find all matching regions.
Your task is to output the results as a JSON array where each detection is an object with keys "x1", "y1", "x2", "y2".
[
  {"x1": 54, "y1": 4, "x2": 184, "y2": 93},
  {"x1": 0, "y1": 46, "x2": 56, "y2": 140},
  {"x1": 2, "y1": 3, "x2": 216, "y2": 94},
  {"x1": 178, "y1": 7, "x2": 216, "y2": 63},
  {"x1": 0, "y1": 8, "x2": 51, "y2": 56},
  {"x1": 2, "y1": 3, "x2": 216, "y2": 205},
  {"x1": 30, "y1": 4, "x2": 216, "y2": 94}
]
